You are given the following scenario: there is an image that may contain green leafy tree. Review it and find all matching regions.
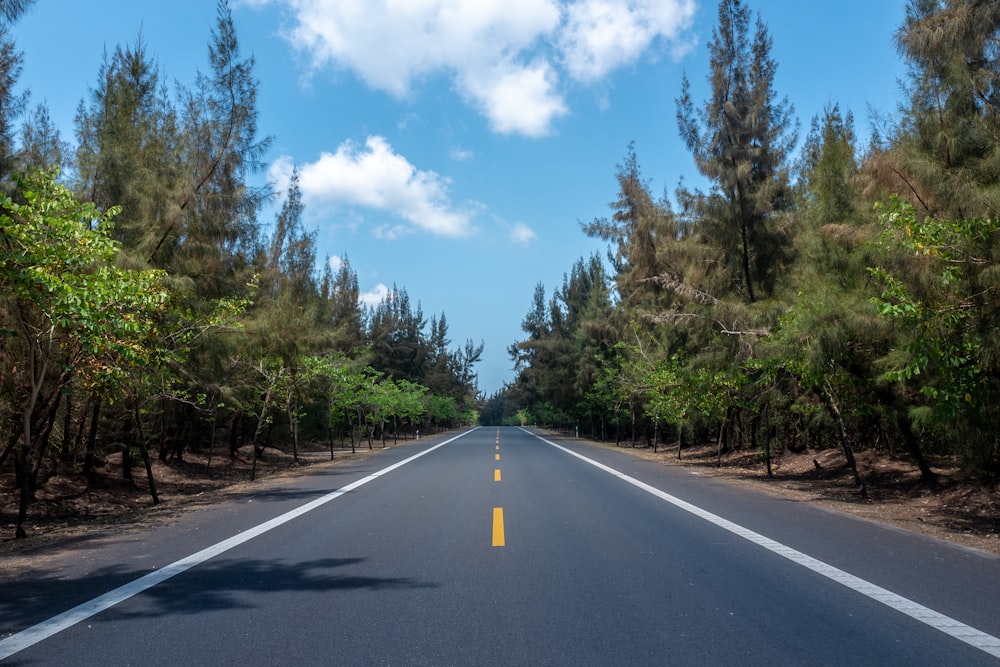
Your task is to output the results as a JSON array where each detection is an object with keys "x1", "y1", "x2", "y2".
[
  {"x1": 870, "y1": 197, "x2": 999, "y2": 437},
  {"x1": 0, "y1": 169, "x2": 167, "y2": 537}
]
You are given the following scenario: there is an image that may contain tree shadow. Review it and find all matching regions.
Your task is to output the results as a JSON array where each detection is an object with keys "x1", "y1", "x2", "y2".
[
  {"x1": 0, "y1": 556, "x2": 437, "y2": 635},
  {"x1": 103, "y1": 555, "x2": 438, "y2": 620}
]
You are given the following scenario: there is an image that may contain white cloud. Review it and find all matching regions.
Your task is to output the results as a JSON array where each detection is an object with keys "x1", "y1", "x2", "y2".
[
  {"x1": 247, "y1": 0, "x2": 696, "y2": 137},
  {"x1": 559, "y1": 0, "x2": 697, "y2": 83},
  {"x1": 359, "y1": 283, "x2": 389, "y2": 308},
  {"x1": 509, "y1": 222, "x2": 538, "y2": 244},
  {"x1": 450, "y1": 146, "x2": 474, "y2": 162},
  {"x1": 269, "y1": 136, "x2": 474, "y2": 238},
  {"x1": 327, "y1": 255, "x2": 343, "y2": 273},
  {"x1": 459, "y1": 59, "x2": 567, "y2": 137}
]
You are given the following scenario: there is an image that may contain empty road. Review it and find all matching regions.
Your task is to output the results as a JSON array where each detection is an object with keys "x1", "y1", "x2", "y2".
[{"x1": 2, "y1": 427, "x2": 999, "y2": 665}]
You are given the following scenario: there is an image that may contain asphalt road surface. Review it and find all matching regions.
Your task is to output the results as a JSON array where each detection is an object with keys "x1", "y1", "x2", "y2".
[{"x1": 2, "y1": 426, "x2": 999, "y2": 665}]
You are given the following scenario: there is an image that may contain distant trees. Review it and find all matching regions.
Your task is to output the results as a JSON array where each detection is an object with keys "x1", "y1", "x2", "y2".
[{"x1": 500, "y1": 0, "x2": 1000, "y2": 485}]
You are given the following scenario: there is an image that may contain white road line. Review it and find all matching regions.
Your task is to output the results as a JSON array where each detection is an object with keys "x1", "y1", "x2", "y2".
[
  {"x1": 526, "y1": 429, "x2": 1000, "y2": 660},
  {"x1": 0, "y1": 428, "x2": 478, "y2": 661}
]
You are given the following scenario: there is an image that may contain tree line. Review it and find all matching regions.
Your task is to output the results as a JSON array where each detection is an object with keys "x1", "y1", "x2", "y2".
[
  {"x1": 0, "y1": 1, "x2": 482, "y2": 538},
  {"x1": 486, "y1": 0, "x2": 1000, "y2": 490}
]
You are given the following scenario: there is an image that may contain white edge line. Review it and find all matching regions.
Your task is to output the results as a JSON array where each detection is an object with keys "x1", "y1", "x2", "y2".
[
  {"x1": 0, "y1": 428, "x2": 479, "y2": 661},
  {"x1": 523, "y1": 428, "x2": 1000, "y2": 659}
]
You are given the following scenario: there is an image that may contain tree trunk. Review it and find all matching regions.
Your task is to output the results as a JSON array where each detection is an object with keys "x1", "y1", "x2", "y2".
[
  {"x1": 61, "y1": 393, "x2": 73, "y2": 462},
  {"x1": 135, "y1": 404, "x2": 159, "y2": 505},
  {"x1": 31, "y1": 390, "x2": 63, "y2": 490},
  {"x1": 82, "y1": 399, "x2": 102, "y2": 477},
  {"x1": 16, "y1": 360, "x2": 49, "y2": 538},
  {"x1": 716, "y1": 408, "x2": 729, "y2": 467},
  {"x1": 822, "y1": 385, "x2": 867, "y2": 498},
  {"x1": 228, "y1": 411, "x2": 241, "y2": 458},
  {"x1": 898, "y1": 412, "x2": 936, "y2": 484},
  {"x1": 763, "y1": 405, "x2": 773, "y2": 479},
  {"x1": 158, "y1": 398, "x2": 169, "y2": 463}
]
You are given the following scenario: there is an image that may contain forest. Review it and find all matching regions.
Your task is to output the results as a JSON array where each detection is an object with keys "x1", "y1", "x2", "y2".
[
  {"x1": 485, "y1": 0, "x2": 1000, "y2": 495},
  {"x1": 0, "y1": 0, "x2": 482, "y2": 538},
  {"x1": 3, "y1": 0, "x2": 1000, "y2": 541}
]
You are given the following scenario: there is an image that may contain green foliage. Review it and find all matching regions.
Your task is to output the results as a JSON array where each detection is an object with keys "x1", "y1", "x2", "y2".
[
  {"x1": 869, "y1": 196, "x2": 997, "y2": 419},
  {"x1": 0, "y1": 169, "x2": 168, "y2": 392}
]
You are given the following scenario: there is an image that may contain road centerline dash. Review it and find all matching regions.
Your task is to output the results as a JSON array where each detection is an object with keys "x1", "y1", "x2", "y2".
[{"x1": 492, "y1": 507, "x2": 505, "y2": 546}]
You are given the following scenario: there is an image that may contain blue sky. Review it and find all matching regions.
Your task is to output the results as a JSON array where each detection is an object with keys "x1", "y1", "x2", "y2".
[{"x1": 15, "y1": 0, "x2": 908, "y2": 395}]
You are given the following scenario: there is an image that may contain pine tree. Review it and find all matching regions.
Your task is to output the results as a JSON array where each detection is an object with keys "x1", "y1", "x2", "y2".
[
  {"x1": 676, "y1": 0, "x2": 796, "y2": 303},
  {"x1": 583, "y1": 142, "x2": 673, "y2": 313},
  {"x1": 0, "y1": 0, "x2": 29, "y2": 180},
  {"x1": 367, "y1": 286, "x2": 428, "y2": 383},
  {"x1": 152, "y1": 0, "x2": 272, "y2": 295},
  {"x1": 18, "y1": 102, "x2": 69, "y2": 172},
  {"x1": 321, "y1": 255, "x2": 366, "y2": 355},
  {"x1": 893, "y1": 0, "x2": 1000, "y2": 219},
  {"x1": 74, "y1": 37, "x2": 180, "y2": 258}
]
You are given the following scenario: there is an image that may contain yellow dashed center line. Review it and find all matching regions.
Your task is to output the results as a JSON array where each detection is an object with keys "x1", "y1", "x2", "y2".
[
  {"x1": 492, "y1": 507, "x2": 505, "y2": 546},
  {"x1": 494, "y1": 468, "x2": 501, "y2": 482}
]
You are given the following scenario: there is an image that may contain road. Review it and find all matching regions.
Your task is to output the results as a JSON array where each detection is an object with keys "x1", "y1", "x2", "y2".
[{"x1": 2, "y1": 426, "x2": 999, "y2": 665}]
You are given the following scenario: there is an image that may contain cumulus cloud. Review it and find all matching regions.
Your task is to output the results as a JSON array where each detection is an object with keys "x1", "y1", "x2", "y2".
[
  {"x1": 360, "y1": 283, "x2": 390, "y2": 308},
  {"x1": 509, "y1": 222, "x2": 538, "y2": 244},
  {"x1": 269, "y1": 136, "x2": 473, "y2": 238},
  {"x1": 247, "y1": 0, "x2": 696, "y2": 136},
  {"x1": 459, "y1": 59, "x2": 567, "y2": 137},
  {"x1": 559, "y1": 0, "x2": 697, "y2": 83}
]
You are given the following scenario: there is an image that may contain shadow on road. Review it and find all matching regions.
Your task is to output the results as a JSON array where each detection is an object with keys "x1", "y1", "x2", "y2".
[{"x1": 1, "y1": 556, "x2": 437, "y2": 635}]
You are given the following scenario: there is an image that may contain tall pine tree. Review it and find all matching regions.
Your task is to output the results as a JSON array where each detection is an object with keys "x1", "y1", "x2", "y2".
[{"x1": 676, "y1": 0, "x2": 795, "y2": 303}]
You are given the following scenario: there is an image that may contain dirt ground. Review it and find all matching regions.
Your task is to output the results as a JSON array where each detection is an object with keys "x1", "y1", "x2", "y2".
[
  {"x1": 0, "y1": 440, "x2": 382, "y2": 559},
  {"x1": 2, "y1": 434, "x2": 999, "y2": 560}
]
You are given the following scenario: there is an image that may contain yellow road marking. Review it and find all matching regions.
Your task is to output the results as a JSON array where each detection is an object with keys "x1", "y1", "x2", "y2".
[
  {"x1": 494, "y1": 469, "x2": 501, "y2": 482},
  {"x1": 492, "y1": 507, "x2": 505, "y2": 546},
  {"x1": 495, "y1": 453, "x2": 500, "y2": 461},
  {"x1": 496, "y1": 445, "x2": 500, "y2": 450}
]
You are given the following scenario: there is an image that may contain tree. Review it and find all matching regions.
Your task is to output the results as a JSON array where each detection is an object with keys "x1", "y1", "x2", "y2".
[
  {"x1": 583, "y1": 142, "x2": 673, "y2": 314},
  {"x1": 0, "y1": 0, "x2": 30, "y2": 179},
  {"x1": 152, "y1": 0, "x2": 271, "y2": 291},
  {"x1": 18, "y1": 102, "x2": 69, "y2": 172},
  {"x1": 367, "y1": 286, "x2": 428, "y2": 383},
  {"x1": 676, "y1": 0, "x2": 796, "y2": 303},
  {"x1": 798, "y1": 104, "x2": 860, "y2": 226},
  {"x1": 893, "y1": 0, "x2": 1000, "y2": 219},
  {"x1": 869, "y1": 197, "x2": 1000, "y2": 469},
  {"x1": 0, "y1": 169, "x2": 167, "y2": 537},
  {"x1": 321, "y1": 255, "x2": 366, "y2": 355}
]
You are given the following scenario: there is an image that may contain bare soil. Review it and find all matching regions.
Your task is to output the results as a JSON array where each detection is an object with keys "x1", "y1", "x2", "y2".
[
  {"x1": 0, "y1": 439, "x2": 389, "y2": 559},
  {"x1": 2, "y1": 434, "x2": 999, "y2": 561}
]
